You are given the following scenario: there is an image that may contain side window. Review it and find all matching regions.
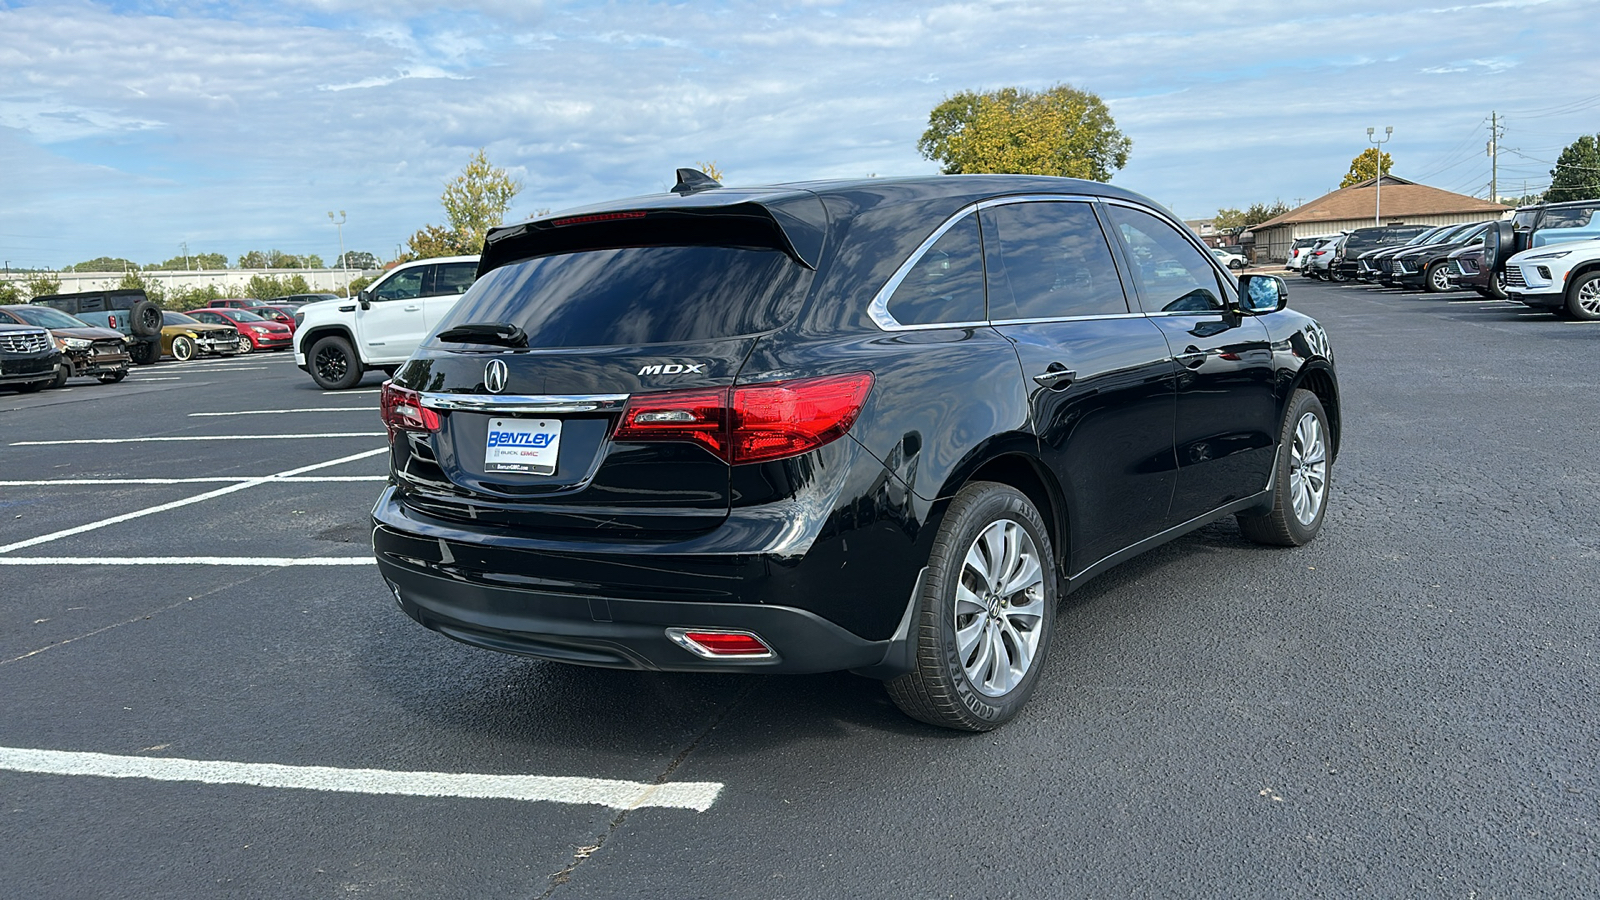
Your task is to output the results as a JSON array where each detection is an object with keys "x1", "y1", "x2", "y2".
[
  {"x1": 431, "y1": 262, "x2": 477, "y2": 297},
  {"x1": 883, "y1": 214, "x2": 986, "y2": 326},
  {"x1": 1106, "y1": 205, "x2": 1226, "y2": 313},
  {"x1": 981, "y1": 201, "x2": 1128, "y2": 320},
  {"x1": 190, "y1": 311, "x2": 220, "y2": 324},
  {"x1": 373, "y1": 267, "x2": 426, "y2": 302}
]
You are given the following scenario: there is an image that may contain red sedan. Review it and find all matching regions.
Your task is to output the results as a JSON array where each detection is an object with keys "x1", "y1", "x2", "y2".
[
  {"x1": 250, "y1": 304, "x2": 299, "y2": 335},
  {"x1": 185, "y1": 308, "x2": 292, "y2": 353}
]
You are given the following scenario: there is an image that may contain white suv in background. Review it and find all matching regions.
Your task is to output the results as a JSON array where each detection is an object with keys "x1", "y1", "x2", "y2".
[
  {"x1": 293, "y1": 255, "x2": 479, "y2": 389},
  {"x1": 1503, "y1": 237, "x2": 1600, "y2": 320}
]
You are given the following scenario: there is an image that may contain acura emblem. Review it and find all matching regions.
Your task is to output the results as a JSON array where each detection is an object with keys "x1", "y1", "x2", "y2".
[{"x1": 484, "y1": 359, "x2": 508, "y2": 394}]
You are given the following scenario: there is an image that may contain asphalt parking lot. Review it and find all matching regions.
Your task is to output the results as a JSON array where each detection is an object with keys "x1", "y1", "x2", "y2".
[{"x1": 2, "y1": 283, "x2": 1596, "y2": 899}]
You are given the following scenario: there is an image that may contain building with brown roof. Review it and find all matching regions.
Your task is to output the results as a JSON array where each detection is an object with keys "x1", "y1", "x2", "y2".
[{"x1": 1251, "y1": 176, "x2": 1509, "y2": 261}]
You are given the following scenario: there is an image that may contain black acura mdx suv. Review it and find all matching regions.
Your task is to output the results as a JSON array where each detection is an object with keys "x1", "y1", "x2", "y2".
[{"x1": 374, "y1": 172, "x2": 1341, "y2": 731}]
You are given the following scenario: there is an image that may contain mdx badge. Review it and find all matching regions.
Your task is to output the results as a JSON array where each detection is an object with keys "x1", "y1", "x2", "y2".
[
  {"x1": 484, "y1": 358, "x2": 508, "y2": 393},
  {"x1": 637, "y1": 362, "x2": 706, "y2": 376}
]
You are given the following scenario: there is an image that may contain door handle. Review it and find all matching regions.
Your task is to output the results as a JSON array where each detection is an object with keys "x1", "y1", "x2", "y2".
[
  {"x1": 1176, "y1": 346, "x2": 1207, "y2": 369},
  {"x1": 404, "y1": 305, "x2": 422, "y2": 311},
  {"x1": 1032, "y1": 364, "x2": 1076, "y2": 390}
]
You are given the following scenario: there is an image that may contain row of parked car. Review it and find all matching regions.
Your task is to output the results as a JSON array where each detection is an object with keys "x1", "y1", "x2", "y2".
[
  {"x1": 0, "y1": 291, "x2": 336, "y2": 393},
  {"x1": 1283, "y1": 198, "x2": 1600, "y2": 319}
]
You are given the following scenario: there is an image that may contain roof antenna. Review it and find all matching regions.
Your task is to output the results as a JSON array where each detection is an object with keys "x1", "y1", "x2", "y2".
[{"x1": 672, "y1": 168, "x2": 722, "y2": 195}]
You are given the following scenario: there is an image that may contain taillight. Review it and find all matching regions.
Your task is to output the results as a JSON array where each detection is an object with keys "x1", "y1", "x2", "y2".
[
  {"x1": 666, "y1": 628, "x2": 775, "y2": 659},
  {"x1": 613, "y1": 372, "x2": 873, "y2": 465},
  {"x1": 380, "y1": 381, "x2": 440, "y2": 438}
]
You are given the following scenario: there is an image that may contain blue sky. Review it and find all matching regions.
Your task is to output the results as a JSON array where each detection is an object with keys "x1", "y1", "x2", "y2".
[{"x1": 2, "y1": 0, "x2": 1597, "y2": 269}]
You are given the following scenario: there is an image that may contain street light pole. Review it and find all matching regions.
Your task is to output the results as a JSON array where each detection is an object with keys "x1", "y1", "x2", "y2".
[
  {"x1": 328, "y1": 210, "x2": 349, "y2": 298},
  {"x1": 1369, "y1": 124, "x2": 1395, "y2": 224}
]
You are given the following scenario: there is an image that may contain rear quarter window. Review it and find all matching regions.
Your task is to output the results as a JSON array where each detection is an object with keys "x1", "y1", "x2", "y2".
[{"x1": 433, "y1": 246, "x2": 809, "y2": 348}]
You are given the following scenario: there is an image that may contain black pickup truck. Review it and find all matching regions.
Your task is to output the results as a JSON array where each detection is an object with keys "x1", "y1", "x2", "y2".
[{"x1": 30, "y1": 288, "x2": 164, "y2": 365}]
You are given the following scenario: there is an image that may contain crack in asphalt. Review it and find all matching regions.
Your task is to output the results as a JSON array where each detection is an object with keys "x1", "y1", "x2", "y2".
[{"x1": 538, "y1": 677, "x2": 765, "y2": 898}]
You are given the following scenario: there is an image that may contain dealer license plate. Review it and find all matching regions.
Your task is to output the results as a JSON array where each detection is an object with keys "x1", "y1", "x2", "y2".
[{"x1": 485, "y1": 418, "x2": 561, "y2": 475}]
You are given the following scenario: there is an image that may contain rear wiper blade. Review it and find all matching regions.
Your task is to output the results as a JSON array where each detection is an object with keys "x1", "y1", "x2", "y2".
[{"x1": 436, "y1": 322, "x2": 528, "y2": 347}]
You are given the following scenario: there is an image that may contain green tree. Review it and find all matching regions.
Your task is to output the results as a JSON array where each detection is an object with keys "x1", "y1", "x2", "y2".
[
  {"x1": 337, "y1": 250, "x2": 379, "y2": 271},
  {"x1": 23, "y1": 273, "x2": 61, "y2": 299},
  {"x1": 1340, "y1": 148, "x2": 1394, "y2": 188},
  {"x1": 238, "y1": 250, "x2": 321, "y2": 269},
  {"x1": 118, "y1": 270, "x2": 165, "y2": 306},
  {"x1": 1213, "y1": 201, "x2": 1290, "y2": 233},
  {"x1": 244, "y1": 273, "x2": 312, "y2": 300},
  {"x1": 167, "y1": 284, "x2": 225, "y2": 307},
  {"x1": 1545, "y1": 134, "x2": 1600, "y2": 203},
  {"x1": 917, "y1": 84, "x2": 1132, "y2": 181},
  {"x1": 407, "y1": 149, "x2": 523, "y2": 259},
  {"x1": 0, "y1": 281, "x2": 20, "y2": 303},
  {"x1": 69, "y1": 256, "x2": 140, "y2": 273}
]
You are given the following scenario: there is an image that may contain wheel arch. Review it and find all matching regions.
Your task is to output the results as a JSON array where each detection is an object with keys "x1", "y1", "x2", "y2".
[
  {"x1": 1566, "y1": 261, "x2": 1600, "y2": 286},
  {"x1": 1288, "y1": 361, "x2": 1341, "y2": 462},
  {"x1": 929, "y1": 440, "x2": 1067, "y2": 579},
  {"x1": 298, "y1": 323, "x2": 357, "y2": 358}
]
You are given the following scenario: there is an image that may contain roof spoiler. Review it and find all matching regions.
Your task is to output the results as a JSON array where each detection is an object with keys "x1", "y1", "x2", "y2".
[{"x1": 479, "y1": 195, "x2": 827, "y2": 275}]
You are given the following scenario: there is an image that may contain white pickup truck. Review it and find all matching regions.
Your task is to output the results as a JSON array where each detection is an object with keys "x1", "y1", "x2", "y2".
[{"x1": 293, "y1": 255, "x2": 479, "y2": 389}]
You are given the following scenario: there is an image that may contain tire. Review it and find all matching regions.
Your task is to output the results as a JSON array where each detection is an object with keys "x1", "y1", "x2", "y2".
[
  {"x1": 51, "y1": 363, "x2": 71, "y2": 388},
  {"x1": 886, "y1": 481, "x2": 1056, "y2": 732},
  {"x1": 1327, "y1": 265, "x2": 1347, "y2": 283},
  {"x1": 97, "y1": 370, "x2": 127, "y2": 384},
  {"x1": 234, "y1": 336, "x2": 252, "y2": 355},
  {"x1": 1488, "y1": 269, "x2": 1508, "y2": 300},
  {"x1": 309, "y1": 334, "x2": 363, "y2": 390},
  {"x1": 1424, "y1": 261, "x2": 1452, "y2": 293},
  {"x1": 1237, "y1": 389, "x2": 1332, "y2": 547},
  {"x1": 171, "y1": 334, "x2": 197, "y2": 362},
  {"x1": 1564, "y1": 271, "x2": 1600, "y2": 321},
  {"x1": 129, "y1": 300, "x2": 162, "y2": 337},
  {"x1": 130, "y1": 341, "x2": 160, "y2": 365}
]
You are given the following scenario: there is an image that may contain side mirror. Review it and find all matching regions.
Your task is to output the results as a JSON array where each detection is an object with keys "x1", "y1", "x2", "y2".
[
  {"x1": 1238, "y1": 274, "x2": 1288, "y2": 314},
  {"x1": 357, "y1": 289, "x2": 372, "y2": 311}
]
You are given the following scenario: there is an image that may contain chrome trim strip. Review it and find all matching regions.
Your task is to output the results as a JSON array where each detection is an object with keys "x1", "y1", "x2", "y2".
[
  {"x1": 868, "y1": 203, "x2": 982, "y2": 331},
  {"x1": 989, "y1": 312, "x2": 1145, "y2": 326},
  {"x1": 419, "y1": 392, "x2": 630, "y2": 414},
  {"x1": 867, "y1": 194, "x2": 1145, "y2": 332}
]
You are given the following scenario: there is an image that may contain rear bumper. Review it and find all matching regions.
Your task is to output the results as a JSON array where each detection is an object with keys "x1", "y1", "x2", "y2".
[
  {"x1": 370, "y1": 482, "x2": 922, "y2": 677},
  {"x1": 377, "y1": 544, "x2": 903, "y2": 675}
]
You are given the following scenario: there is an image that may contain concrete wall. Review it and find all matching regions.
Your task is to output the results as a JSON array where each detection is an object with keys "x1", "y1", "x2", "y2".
[{"x1": 1, "y1": 268, "x2": 380, "y2": 298}]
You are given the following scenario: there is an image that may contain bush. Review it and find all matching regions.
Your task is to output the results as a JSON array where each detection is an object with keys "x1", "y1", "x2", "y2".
[{"x1": 245, "y1": 274, "x2": 312, "y2": 300}]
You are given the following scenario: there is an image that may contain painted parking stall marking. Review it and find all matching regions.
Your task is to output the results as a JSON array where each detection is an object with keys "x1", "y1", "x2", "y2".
[
  {"x1": 0, "y1": 447, "x2": 387, "y2": 554},
  {"x1": 0, "y1": 747, "x2": 723, "y2": 812},
  {"x1": 12, "y1": 432, "x2": 385, "y2": 446},
  {"x1": 0, "y1": 557, "x2": 374, "y2": 566}
]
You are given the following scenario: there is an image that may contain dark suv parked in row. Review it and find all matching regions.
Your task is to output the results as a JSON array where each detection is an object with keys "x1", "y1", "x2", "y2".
[
  {"x1": 0, "y1": 323, "x2": 61, "y2": 393},
  {"x1": 373, "y1": 172, "x2": 1342, "y2": 731}
]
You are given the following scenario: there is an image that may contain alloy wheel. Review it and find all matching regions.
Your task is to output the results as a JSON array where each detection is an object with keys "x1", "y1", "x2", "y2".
[
  {"x1": 1289, "y1": 411, "x2": 1328, "y2": 526},
  {"x1": 315, "y1": 345, "x2": 348, "y2": 381},
  {"x1": 1429, "y1": 265, "x2": 1451, "y2": 291},
  {"x1": 1576, "y1": 279, "x2": 1600, "y2": 317},
  {"x1": 954, "y1": 519, "x2": 1046, "y2": 697}
]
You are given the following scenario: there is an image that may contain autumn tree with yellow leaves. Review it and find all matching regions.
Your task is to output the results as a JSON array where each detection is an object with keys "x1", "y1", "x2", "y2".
[{"x1": 918, "y1": 84, "x2": 1132, "y2": 182}]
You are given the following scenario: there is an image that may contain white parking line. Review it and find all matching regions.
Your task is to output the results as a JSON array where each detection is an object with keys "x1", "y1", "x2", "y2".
[
  {"x1": 0, "y1": 447, "x2": 387, "y2": 554},
  {"x1": 12, "y1": 433, "x2": 385, "y2": 446},
  {"x1": 0, "y1": 476, "x2": 385, "y2": 486},
  {"x1": 126, "y1": 376, "x2": 183, "y2": 381},
  {"x1": 0, "y1": 747, "x2": 722, "y2": 812},
  {"x1": 323, "y1": 389, "x2": 381, "y2": 395},
  {"x1": 189, "y1": 408, "x2": 377, "y2": 417},
  {"x1": 0, "y1": 557, "x2": 374, "y2": 566}
]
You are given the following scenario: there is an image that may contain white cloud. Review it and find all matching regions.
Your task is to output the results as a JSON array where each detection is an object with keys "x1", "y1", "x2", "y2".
[{"x1": 0, "y1": 0, "x2": 1595, "y2": 267}]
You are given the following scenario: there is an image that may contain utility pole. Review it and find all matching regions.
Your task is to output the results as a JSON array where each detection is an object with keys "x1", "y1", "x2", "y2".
[
  {"x1": 1366, "y1": 126, "x2": 1393, "y2": 225},
  {"x1": 1487, "y1": 111, "x2": 1505, "y2": 203},
  {"x1": 181, "y1": 241, "x2": 192, "y2": 271},
  {"x1": 328, "y1": 210, "x2": 349, "y2": 298}
]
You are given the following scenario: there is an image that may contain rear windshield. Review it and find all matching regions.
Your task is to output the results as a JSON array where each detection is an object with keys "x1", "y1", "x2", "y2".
[
  {"x1": 432, "y1": 246, "x2": 808, "y2": 348},
  {"x1": 164, "y1": 312, "x2": 200, "y2": 325}
]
